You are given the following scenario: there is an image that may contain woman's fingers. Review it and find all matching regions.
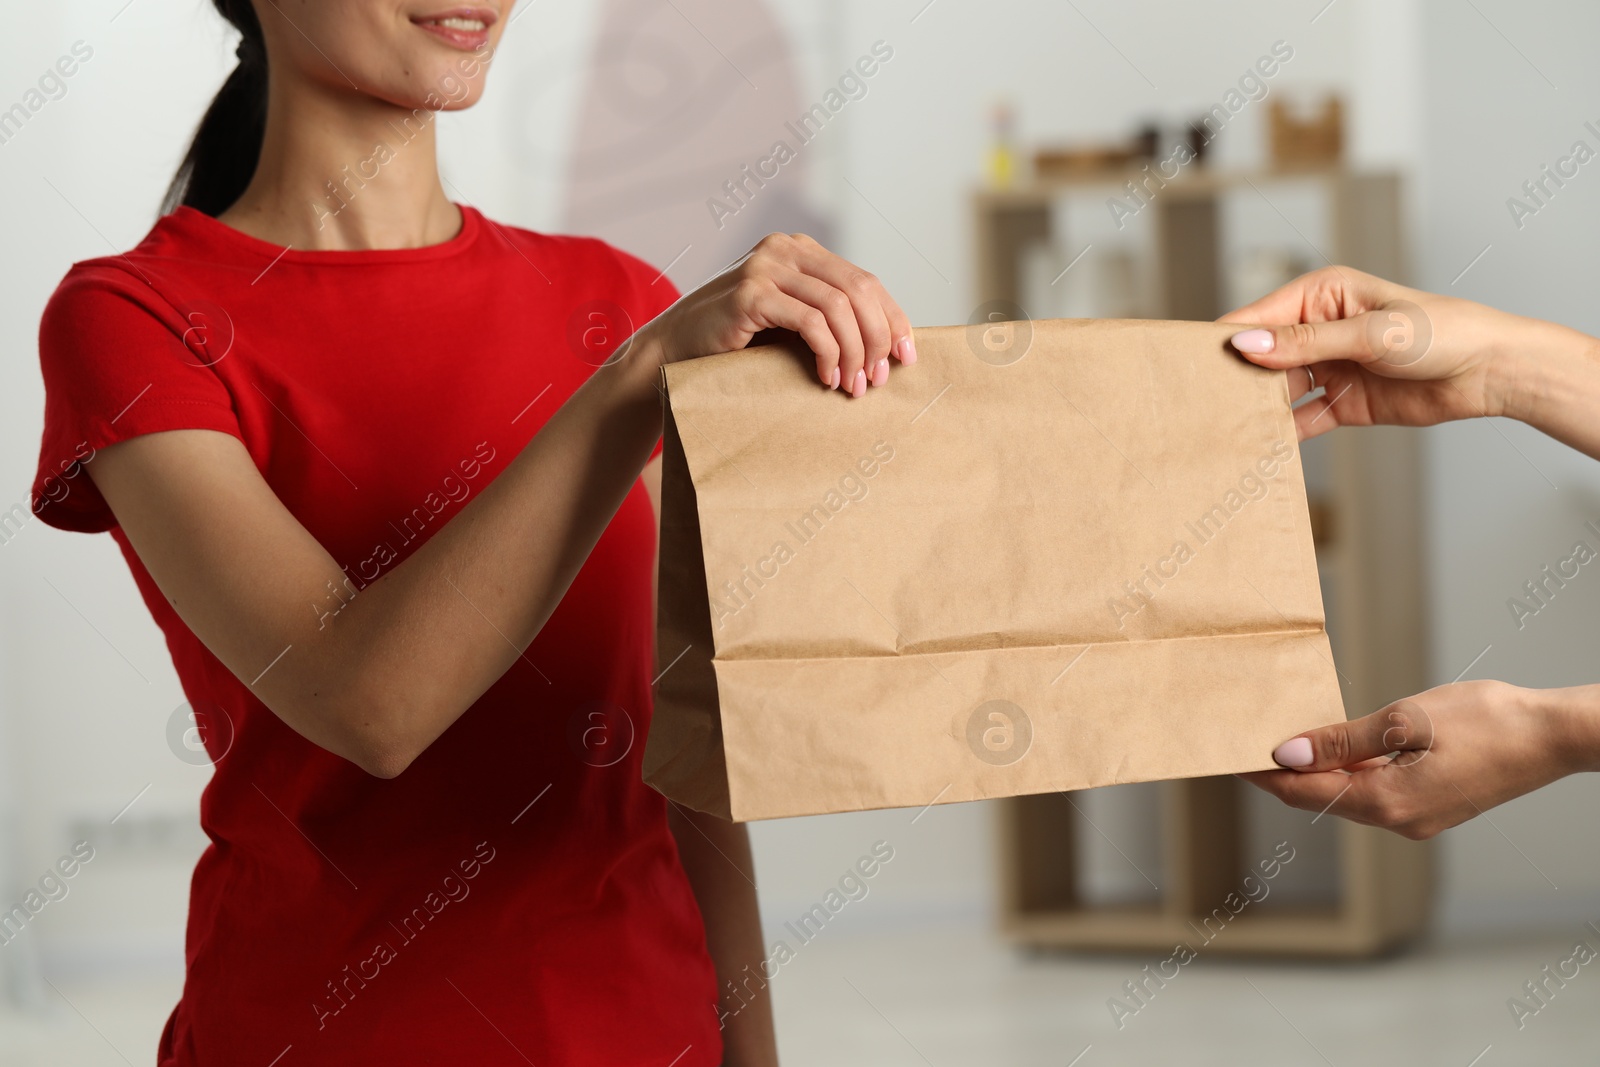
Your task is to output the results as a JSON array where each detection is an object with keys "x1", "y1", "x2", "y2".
[
  {"x1": 1287, "y1": 365, "x2": 1375, "y2": 441},
  {"x1": 1225, "y1": 266, "x2": 1437, "y2": 380},
  {"x1": 738, "y1": 233, "x2": 915, "y2": 395},
  {"x1": 1268, "y1": 699, "x2": 1433, "y2": 772},
  {"x1": 838, "y1": 268, "x2": 893, "y2": 387},
  {"x1": 784, "y1": 235, "x2": 915, "y2": 370},
  {"x1": 649, "y1": 233, "x2": 911, "y2": 390},
  {"x1": 770, "y1": 267, "x2": 869, "y2": 394},
  {"x1": 1286, "y1": 364, "x2": 1317, "y2": 403},
  {"x1": 1221, "y1": 264, "x2": 1394, "y2": 327},
  {"x1": 1218, "y1": 265, "x2": 1502, "y2": 436},
  {"x1": 1230, "y1": 314, "x2": 1380, "y2": 372},
  {"x1": 1221, "y1": 280, "x2": 1315, "y2": 331},
  {"x1": 1239, "y1": 766, "x2": 1404, "y2": 828},
  {"x1": 1246, "y1": 681, "x2": 1561, "y2": 842},
  {"x1": 1290, "y1": 393, "x2": 1345, "y2": 441},
  {"x1": 1239, "y1": 767, "x2": 1359, "y2": 812},
  {"x1": 737, "y1": 283, "x2": 842, "y2": 386}
]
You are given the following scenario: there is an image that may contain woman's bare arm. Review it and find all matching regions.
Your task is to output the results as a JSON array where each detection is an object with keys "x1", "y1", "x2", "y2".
[
  {"x1": 668, "y1": 806, "x2": 777, "y2": 1065},
  {"x1": 93, "y1": 339, "x2": 662, "y2": 777},
  {"x1": 642, "y1": 455, "x2": 778, "y2": 1064},
  {"x1": 88, "y1": 233, "x2": 914, "y2": 777}
]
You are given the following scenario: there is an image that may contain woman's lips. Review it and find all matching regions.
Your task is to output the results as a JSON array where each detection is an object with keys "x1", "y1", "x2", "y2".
[{"x1": 411, "y1": 10, "x2": 494, "y2": 51}]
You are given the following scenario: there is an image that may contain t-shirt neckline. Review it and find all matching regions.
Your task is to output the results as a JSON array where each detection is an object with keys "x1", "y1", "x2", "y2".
[{"x1": 171, "y1": 202, "x2": 483, "y2": 265}]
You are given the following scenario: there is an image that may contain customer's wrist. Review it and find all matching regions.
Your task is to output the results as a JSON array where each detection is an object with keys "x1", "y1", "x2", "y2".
[
  {"x1": 1536, "y1": 684, "x2": 1600, "y2": 776},
  {"x1": 1492, "y1": 317, "x2": 1600, "y2": 427}
]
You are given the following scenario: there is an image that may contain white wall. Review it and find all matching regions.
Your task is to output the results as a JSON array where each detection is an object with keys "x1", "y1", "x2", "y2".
[
  {"x1": 1415, "y1": 0, "x2": 1600, "y2": 932},
  {"x1": 0, "y1": 2, "x2": 238, "y2": 989}
]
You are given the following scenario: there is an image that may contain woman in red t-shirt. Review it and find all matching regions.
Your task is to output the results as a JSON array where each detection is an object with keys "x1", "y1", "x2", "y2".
[{"x1": 29, "y1": 3, "x2": 914, "y2": 1065}]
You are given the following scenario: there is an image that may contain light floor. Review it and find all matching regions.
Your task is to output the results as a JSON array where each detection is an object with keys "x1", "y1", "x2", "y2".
[{"x1": 2, "y1": 921, "x2": 1592, "y2": 1065}]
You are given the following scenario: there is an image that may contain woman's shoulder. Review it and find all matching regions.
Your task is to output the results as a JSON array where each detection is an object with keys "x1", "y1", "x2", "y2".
[
  {"x1": 45, "y1": 207, "x2": 230, "y2": 323},
  {"x1": 472, "y1": 212, "x2": 680, "y2": 303}
]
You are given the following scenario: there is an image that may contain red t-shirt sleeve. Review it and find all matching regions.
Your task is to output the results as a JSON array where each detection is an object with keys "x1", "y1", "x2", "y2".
[
  {"x1": 608, "y1": 247, "x2": 682, "y2": 463},
  {"x1": 31, "y1": 264, "x2": 244, "y2": 534}
]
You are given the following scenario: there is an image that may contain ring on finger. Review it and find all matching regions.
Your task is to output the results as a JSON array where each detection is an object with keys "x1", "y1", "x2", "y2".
[{"x1": 1304, "y1": 366, "x2": 1317, "y2": 393}]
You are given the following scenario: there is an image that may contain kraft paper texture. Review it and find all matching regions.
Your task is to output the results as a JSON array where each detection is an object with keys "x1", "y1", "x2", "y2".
[{"x1": 645, "y1": 318, "x2": 1344, "y2": 822}]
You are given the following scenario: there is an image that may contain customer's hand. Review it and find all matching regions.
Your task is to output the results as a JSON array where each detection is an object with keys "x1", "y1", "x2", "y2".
[
  {"x1": 1239, "y1": 680, "x2": 1595, "y2": 839},
  {"x1": 639, "y1": 232, "x2": 915, "y2": 398},
  {"x1": 1221, "y1": 266, "x2": 1523, "y2": 440}
]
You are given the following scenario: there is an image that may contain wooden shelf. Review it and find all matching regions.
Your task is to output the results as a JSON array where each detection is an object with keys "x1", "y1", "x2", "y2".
[
  {"x1": 980, "y1": 167, "x2": 1434, "y2": 958},
  {"x1": 1004, "y1": 909, "x2": 1403, "y2": 959},
  {"x1": 974, "y1": 166, "x2": 1353, "y2": 209}
]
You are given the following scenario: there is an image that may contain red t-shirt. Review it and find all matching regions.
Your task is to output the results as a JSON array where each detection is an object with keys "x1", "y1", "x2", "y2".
[{"x1": 30, "y1": 205, "x2": 721, "y2": 1065}]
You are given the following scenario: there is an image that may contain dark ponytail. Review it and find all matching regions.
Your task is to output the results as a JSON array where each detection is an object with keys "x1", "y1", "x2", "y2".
[{"x1": 161, "y1": 1, "x2": 267, "y2": 217}]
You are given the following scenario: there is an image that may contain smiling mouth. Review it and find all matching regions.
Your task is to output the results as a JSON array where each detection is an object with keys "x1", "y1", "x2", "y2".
[
  {"x1": 411, "y1": 10, "x2": 496, "y2": 50},
  {"x1": 423, "y1": 15, "x2": 487, "y2": 30}
]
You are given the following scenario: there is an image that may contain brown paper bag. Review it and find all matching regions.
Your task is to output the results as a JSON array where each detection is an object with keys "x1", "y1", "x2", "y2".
[{"x1": 645, "y1": 318, "x2": 1343, "y2": 821}]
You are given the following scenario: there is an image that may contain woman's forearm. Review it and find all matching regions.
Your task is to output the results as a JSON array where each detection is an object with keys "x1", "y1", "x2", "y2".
[
  {"x1": 95, "y1": 331, "x2": 669, "y2": 778},
  {"x1": 668, "y1": 806, "x2": 778, "y2": 1066},
  {"x1": 1493, "y1": 317, "x2": 1600, "y2": 461},
  {"x1": 297, "y1": 335, "x2": 667, "y2": 772}
]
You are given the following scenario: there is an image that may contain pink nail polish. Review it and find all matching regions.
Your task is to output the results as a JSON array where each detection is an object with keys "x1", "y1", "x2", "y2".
[
  {"x1": 901, "y1": 337, "x2": 918, "y2": 365},
  {"x1": 851, "y1": 369, "x2": 867, "y2": 398},
  {"x1": 872, "y1": 359, "x2": 890, "y2": 387},
  {"x1": 829, "y1": 366, "x2": 840, "y2": 390},
  {"x1": 1231, "y1": 329, "x2": 1275, "y2": 355},
  {"x1": 1272, "y1": 736, "x2": 1314, "y2": 768}
]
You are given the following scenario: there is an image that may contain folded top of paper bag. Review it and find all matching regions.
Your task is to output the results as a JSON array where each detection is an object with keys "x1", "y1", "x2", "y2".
[{"x1": 646, "y1": 318, "x2": 1345, "y2": 821}]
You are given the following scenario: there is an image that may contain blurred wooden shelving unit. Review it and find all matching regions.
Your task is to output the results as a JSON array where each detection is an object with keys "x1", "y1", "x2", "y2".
[{"x1": 979, "y1": 167, "x2": 1434, "y2": 957}]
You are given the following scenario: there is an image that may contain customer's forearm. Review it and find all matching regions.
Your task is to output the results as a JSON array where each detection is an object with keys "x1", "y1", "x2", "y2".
[{"x1": 1495, "y1": 319, "x2": 1600, "y2": 460}]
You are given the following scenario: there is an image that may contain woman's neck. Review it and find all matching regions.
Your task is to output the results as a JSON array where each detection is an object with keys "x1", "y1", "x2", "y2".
[{"x1": 219, "y1": 76, "x2": 461, "y2": 252}]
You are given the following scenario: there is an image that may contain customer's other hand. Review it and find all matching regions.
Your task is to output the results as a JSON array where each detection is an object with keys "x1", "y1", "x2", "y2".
[{"x1": 1240, "y1": 680, "x2": 1591, "y2": 839}]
